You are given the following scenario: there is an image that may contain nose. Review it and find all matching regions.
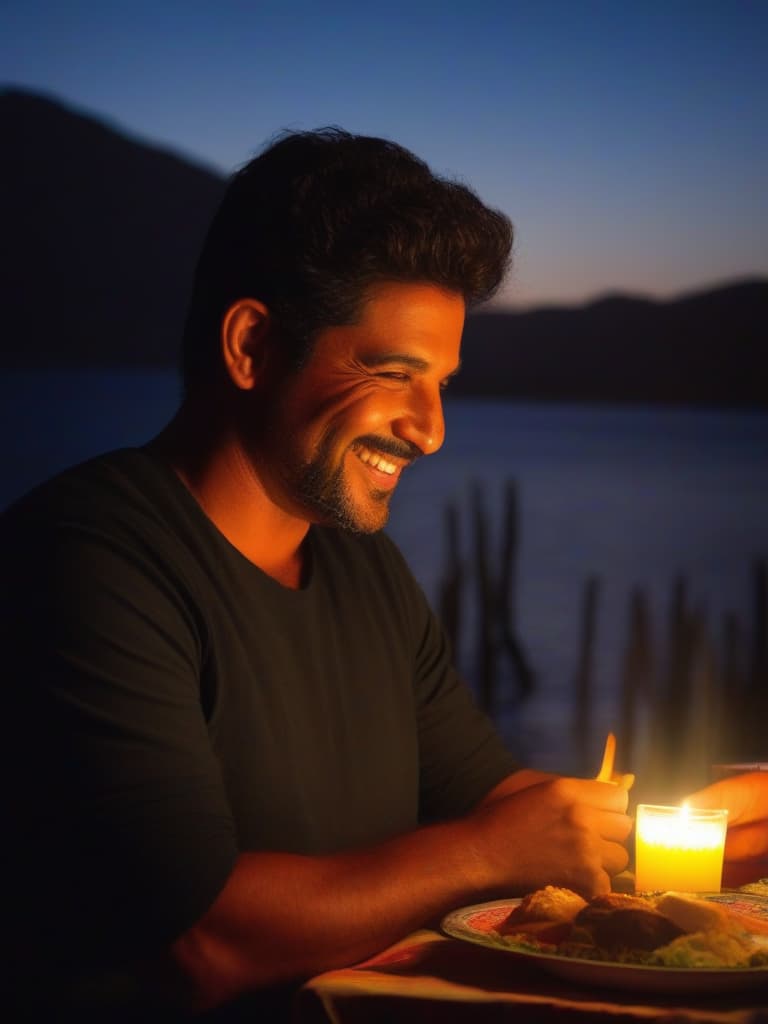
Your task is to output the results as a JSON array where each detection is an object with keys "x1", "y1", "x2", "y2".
[{"x1": 392, "y1": 387, "x2": 445, "y2": 456}]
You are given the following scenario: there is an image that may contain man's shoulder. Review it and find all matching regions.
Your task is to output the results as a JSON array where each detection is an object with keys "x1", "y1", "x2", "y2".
[
  {"x1": 0, "y1": 447, "x2": 211, "y2": 608},
  {"x1": 1, "y1": 447, "x2": 179, "y2": 536}
]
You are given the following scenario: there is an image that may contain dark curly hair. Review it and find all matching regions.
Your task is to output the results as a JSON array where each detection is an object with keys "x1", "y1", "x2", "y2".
[{"x1": 181, "y1": 127, "x2": 513, "y2": 389}]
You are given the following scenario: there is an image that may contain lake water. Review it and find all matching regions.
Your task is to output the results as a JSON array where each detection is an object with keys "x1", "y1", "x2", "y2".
[{"x1": 3, "y1": 369, "x2": 767, "y2": 776}]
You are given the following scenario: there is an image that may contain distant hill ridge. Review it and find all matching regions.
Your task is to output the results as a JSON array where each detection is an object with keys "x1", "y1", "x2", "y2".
[
  {"x1": 2, "y1": 87, "x2": 766, "y2": 407},
  {"x1": 2, "y1": 87, "x2": 225, "y2": 367},
  {"x1": 460, "y1": 279, "x2": 767, "y2": 406}
]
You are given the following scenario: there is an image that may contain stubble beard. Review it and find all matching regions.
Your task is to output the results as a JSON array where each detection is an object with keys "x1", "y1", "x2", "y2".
[{"x1": 294, "y1": 434, "x2": 393, "y2": 534}]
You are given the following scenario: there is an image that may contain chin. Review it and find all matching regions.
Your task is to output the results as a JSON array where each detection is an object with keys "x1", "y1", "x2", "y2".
[
  {"x1": 335, "y1": 508, "x2": 390, "y2": 535},
  {"x1": 297, "y1": 459, "x2": 393, "y2": 533},
  {"x1": 321, "y1": 493, "x2": 391, "y2": 534}
]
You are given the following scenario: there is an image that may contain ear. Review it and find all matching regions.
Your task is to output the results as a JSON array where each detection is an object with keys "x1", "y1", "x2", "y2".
[{"x1": 221, "y1": 298, "x2": 272, "y2": 390}]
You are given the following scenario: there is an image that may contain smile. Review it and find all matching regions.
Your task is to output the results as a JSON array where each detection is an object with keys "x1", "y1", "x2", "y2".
[{"x1": 354, "y1": 444, "x2": 398, "y2": 475}]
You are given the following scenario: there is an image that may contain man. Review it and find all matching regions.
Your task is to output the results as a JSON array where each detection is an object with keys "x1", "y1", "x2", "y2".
[{"x1": 1, "y1": 128, "x2": 631, "y2": 1019}]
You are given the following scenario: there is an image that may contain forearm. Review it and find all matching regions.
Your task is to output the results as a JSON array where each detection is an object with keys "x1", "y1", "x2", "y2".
[
  {"x1": 169, "y1": 772, "x2": 631, "y2": 1012},
  {"x1": 170, "y1": 816, "x2": 486, "y2": 1010}
]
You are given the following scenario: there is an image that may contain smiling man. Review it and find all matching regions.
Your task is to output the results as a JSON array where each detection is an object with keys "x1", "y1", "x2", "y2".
[
  {"x1": 1, "y1": 129, "x2": 631, "y2": 1021},
  {"x1": 161, "y1": 279, "x2": 463, "y2": 574}
]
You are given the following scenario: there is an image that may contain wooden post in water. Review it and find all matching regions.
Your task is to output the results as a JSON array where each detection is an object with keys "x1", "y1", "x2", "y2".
[
  {"x1": 641, "y1": 576, "x2": 684, "y2": 797},
  {"x1": 658, "y1": 576, "x2": 695, "y2": 785},
  {"x1": 572, "y1": 574, "x2": 601, "y2": 771},
  {"x1": 618, "y1": 586, "x2": 654, "y2": 773},
  {"x1": 497, "y1": 478, "x2": 535, "y2": 701},
  {"x1": 679, "y1": 610, "x2": 719, "y2": 795}
]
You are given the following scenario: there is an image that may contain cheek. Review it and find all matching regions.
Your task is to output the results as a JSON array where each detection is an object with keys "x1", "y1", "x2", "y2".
[{"x1": 318, "y1": 390, "x2": 398, "y2": 439}]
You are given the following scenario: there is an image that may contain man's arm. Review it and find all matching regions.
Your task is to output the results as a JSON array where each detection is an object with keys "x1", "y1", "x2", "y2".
[
  {"x1": 686, "y1": 771, "x2": 768, "y2": 862},
  {"x1": 169, "y1": 774, "x2": 630, "y2": 1012},
  {"x1": 2, "y1": 488, "x2": 630, "y2": 1015}
]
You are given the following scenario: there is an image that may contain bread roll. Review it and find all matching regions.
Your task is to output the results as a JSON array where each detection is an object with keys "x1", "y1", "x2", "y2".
[{"x1": 501, "y1": 885, "x2": 587, "y2": 926}]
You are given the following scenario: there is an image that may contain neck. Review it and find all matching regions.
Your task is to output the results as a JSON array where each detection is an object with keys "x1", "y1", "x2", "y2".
[{"x1": 150, "y1": 395, "x2": 310, "y2": 588}]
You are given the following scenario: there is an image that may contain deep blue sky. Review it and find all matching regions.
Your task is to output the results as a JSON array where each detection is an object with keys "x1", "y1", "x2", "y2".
[{"x1": 3, "y1": 0, "x2": 767, "y2": 307}]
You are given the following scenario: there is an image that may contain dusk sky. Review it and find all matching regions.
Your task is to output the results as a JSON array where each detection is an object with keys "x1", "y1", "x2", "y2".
[{"x1": 3, "y1": 0, "x2": 767, "y2": 308}]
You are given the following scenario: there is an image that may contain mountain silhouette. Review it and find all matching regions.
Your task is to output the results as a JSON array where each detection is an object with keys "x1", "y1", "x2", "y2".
[
  {"x1": 2, "y1": 87, "x2": 225, "y2": 367},
  {"x1": 458, "y1": 280, "x2": 767, "y2": 406},
  {"x1": 2, "y1": 87, "x2": 766, "y2": 406}
]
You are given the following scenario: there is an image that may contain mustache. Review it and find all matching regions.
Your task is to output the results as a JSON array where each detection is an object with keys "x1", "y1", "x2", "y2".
[{"x1": 353, "y1": 435, "x2": 424, "y2": 462}]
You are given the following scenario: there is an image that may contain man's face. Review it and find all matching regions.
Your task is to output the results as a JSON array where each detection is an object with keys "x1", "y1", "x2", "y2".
[{"x1": 256, "y1": 281, "x2": 464, "y2": 533}]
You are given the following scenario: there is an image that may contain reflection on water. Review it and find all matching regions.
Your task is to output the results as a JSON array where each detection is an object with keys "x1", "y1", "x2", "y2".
[{"x1": 387, "y1": 400, "x2": 768, "y2": 784}]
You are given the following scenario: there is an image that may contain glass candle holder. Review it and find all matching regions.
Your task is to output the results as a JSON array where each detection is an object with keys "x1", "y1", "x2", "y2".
[{"x1": 635, "y1": 804, "x2": 728, "y2": 894}]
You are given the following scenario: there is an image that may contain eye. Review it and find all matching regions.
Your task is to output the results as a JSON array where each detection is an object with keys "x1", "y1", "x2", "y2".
[{"x1": 376, "y1": 371, "x2": 410, "y2": 383}]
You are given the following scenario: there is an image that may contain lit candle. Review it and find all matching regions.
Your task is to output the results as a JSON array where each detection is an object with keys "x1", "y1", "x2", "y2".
[{"x1": 635, "y1": 803, "x2": 728, "y2": 893}]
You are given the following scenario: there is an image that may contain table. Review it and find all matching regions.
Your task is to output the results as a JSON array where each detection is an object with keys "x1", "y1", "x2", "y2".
[
  {"x1": 295, "y1": 929, "x2": 768, "y2": 1023},
  {"x1": 294, "y1": 887, "x2": 768, "y2": 1023}
]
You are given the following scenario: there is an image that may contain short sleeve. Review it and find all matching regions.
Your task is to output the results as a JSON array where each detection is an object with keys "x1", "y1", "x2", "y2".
[{"x1": 1, "y1": 505, "x2": 238, "y2": 964}]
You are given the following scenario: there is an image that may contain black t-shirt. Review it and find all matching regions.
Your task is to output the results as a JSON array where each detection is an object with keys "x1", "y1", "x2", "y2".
[{"x1": 0, "y1": 447, "x2": 516, "y2": 990}]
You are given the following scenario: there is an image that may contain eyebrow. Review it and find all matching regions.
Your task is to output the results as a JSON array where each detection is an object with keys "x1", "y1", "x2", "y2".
[{"x1": 360, "y1": 352, "x2": 462, "y2": 377}]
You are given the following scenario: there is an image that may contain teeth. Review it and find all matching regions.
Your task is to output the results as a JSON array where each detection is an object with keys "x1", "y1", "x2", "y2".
[{"x1": 356, "y1": 446, "x2": 397, "y2": 475}]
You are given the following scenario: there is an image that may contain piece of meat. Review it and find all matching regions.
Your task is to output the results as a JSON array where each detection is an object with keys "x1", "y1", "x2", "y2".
[{"x1": 574, "y1": 903, "x2": 685, "y2": 952}]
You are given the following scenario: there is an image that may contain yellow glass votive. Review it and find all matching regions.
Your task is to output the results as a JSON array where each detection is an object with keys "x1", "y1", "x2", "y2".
[{"x1": 635, "y1": 803, "x2": 728, "y2": 893}]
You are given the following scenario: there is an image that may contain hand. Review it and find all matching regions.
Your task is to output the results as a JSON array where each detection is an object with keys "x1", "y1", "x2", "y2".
[
  {"x1": 686, "y1": 771, "x2": 768, "y2": 862},
  {"x1": 468, "y1": 775, "x2": 632, "y2": 900}
]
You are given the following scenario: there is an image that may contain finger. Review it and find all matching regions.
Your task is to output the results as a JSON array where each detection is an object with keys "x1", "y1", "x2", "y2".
[
  {"x1": 561, "y1": 777, "x2": 630, "y2": 811},
  {"x1": 601, "y1": 839, "x2": 630, "y2": 877},
  {"x1": 574, "y1": 868, "x2": 613, "y2": 900},
  {"x1": 612, "y1": 772, "x2": 635, "y2": 791},
  {"x1": 594, "y1": 808, "x2": 634, "y2": 843}
]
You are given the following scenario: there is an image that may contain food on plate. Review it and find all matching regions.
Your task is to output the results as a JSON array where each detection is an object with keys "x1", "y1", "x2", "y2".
[
  {"x1": 653, "y1": 928, "x2": 762, "y2": 968},
  {"x1": 497, "y1": 885, "x2": 588, "y2": 943},
  {"x1": 655, "y1": 891, "x2": 768, "y2": 937},
  {"x1": 654, "y1": 891, "x2": 730, "y2": 932},
  {"x1": 494, "y1": 888, "x2": 768, "y2": 968},
  {"x1": 500, "y1": 885, "x2": 588, "y2": 927},
  {"x1": 567, "y1": 891, "x2": 655, "y2": 925},
  {"x1": 571, "y1": 893, "x2": 684, "y2": 952}
]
